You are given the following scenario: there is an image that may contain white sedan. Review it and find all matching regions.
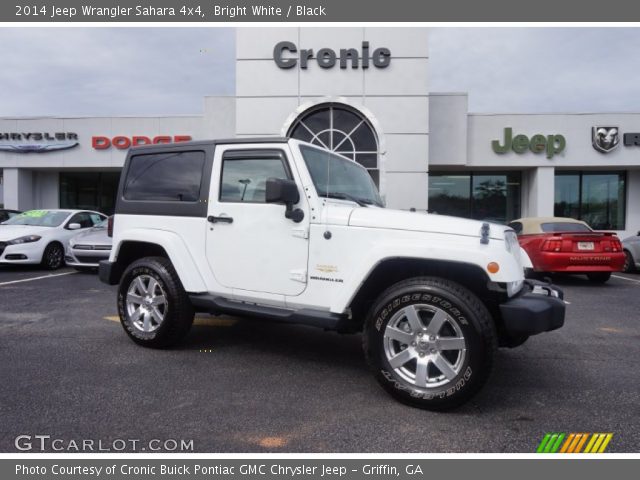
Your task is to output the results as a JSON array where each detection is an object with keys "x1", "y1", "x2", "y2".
[{"x1": 0, "y1": 209, "x2": 107, "y2": 270}]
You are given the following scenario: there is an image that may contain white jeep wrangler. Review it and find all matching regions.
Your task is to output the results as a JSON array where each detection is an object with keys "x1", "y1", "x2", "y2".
[{"x1": 100, "y1": 138, "x2": 565, "y2": 410}]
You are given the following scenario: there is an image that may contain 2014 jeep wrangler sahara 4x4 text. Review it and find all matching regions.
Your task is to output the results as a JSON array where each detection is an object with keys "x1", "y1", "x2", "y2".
[{"x1": 99, "y1": 138, "x2": 565, "y2": 410}]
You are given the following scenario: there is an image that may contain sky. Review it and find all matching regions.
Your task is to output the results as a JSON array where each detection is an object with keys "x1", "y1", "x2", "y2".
[{"x1": 1, "y1": 27, "x2": 639, "y2": 116}]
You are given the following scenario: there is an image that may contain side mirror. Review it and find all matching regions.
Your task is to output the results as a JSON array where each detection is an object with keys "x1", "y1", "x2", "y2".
[
  {"x1": 265, "y1": 178, "x2": 304, "y2": 223},
  {"x1": 68, "y1": 223, "x2": 82, "y2": 230}
]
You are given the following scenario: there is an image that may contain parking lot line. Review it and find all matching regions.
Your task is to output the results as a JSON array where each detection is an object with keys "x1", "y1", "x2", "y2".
[
  {"x1": 612, "y1": 274, "x2": 640, "y2": 284},
  {"x1": 0, "y1": 271, "x2": 76, "y2": 287}
]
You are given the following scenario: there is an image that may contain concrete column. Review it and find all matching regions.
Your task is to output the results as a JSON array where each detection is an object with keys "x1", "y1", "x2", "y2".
[
  {"x1": 623, "y1": 170, "x2": 640, "y2": 239},
  {"x1": 2, "y1": 168, "x2": 34, "y2": 211},
  {"x1": 526, "y1": 166, "x2": 555, "y2": 218}
]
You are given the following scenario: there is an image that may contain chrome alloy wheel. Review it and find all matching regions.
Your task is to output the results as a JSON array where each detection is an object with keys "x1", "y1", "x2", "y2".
[
  {"x1": 383, "y1": 304, "x2": 467, "y2": 388},
  {"x1": 126, "y1": 275, "x2": 167, "y2": 332}
]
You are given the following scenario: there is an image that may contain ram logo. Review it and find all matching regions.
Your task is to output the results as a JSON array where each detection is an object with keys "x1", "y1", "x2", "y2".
[{"x1": 592, "y1": 126, "x2": 619, "y2": 153}]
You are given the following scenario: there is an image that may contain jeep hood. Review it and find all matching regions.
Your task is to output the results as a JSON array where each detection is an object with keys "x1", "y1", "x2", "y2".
[{"x1": 348, "y1": 208, "x2": 508, "y2": 239}]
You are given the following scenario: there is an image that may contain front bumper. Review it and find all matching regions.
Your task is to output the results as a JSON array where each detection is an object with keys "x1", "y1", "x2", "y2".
[
  {"x1": 0, "y1": 241, "x2": 44, "y2": 264},
  {"x1": 499, "y1": 279, "x2": 565, "y2": 336},
  {"x1": 65, "y1": 245, "x2": 110, "y2": 268}
]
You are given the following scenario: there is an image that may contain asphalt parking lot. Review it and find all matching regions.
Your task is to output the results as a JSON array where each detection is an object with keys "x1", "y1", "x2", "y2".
[{"x1": 0, "y1": 266, "x2": 638, "y2": 453}]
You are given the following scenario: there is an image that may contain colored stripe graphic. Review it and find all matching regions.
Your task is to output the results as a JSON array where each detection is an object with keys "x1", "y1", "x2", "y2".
[{"x1": 537, "y1": 433, "x2": 613, "y2": 453}]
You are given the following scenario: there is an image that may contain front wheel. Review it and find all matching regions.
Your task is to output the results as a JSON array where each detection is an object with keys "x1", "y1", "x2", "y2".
[
  {"x1": 41, "y1": 242, "x2": 64, "y2": 270},
  {"x1": 586, "y1": 272, "x2": 611, "y2": 284},
  {"x1": 364, "y1": 277, "x2": 497, "y2": 411},
  {"x1": 623, "y1": 251, "x2": 635, "y2": 273},
  {"x1": 118, "y1": 256, "x2": 194, "y2": 348}
]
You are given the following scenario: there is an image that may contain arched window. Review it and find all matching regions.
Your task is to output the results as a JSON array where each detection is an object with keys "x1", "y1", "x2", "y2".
[{"x1": 287, "y1": 103, "x2": 380, "y2": 185}]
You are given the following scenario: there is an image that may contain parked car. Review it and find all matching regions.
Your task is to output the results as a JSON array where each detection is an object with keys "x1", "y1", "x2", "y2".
[
  {"x1": 0, "y1": 209, "x2": 21, "y2": 223},
  {"x1": 622, "y1": 231, "x2": 640, "y2": 272},
  {"x1": 65, "y1": 217, "x2": 112, "y2": 271},
  {"x1": 508, "y1": 217, "x2": 625, "y2": 283},
  {"x1": 0, "y1": 209, "x2": 107, "y2": 269}
]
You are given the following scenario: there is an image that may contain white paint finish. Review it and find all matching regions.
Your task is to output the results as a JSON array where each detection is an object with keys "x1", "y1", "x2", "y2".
[
  {"x1": 298, "y1": 27, "x2": 365, "y2": 55},
  {"x1": 384, "y1": 171, "x2": 429, "y2": 210},
  {"x1": 236, "y1": 26, "x2": 298, "y2": 60},
  {"x1": 364, "y1": 58, "x2": 429, "y2": 96},
  {"x1": 205, "y1": 142, "x2": 310, "y2": 297},
  {"x1": 236, "y1": 97, "x2": 299, "y2": 135},
  {"x1": 299, "y1": 65, "x2": 364, "y2": 97},
  {"x1": 384, "y1": 134, "x2": 429, "y2": 173},
  {"x1": 203, "y1": 96, "x2": 236, "y2": 138},
  {"x1": 429, "y1": 93, "x2": 468, "y2": 165},
  {"x1": 363, "y1": 96, "x2": 429, "y2": 134},
  {"x1": 364, "y1": 27, "x2": 430, "y2": 58},
  {"x1": 111, "y1": 216, "x2": 212, "y2": 294},
  {"x1": 468, "y1": 113, "x2": 640, "y2": 168},
  {"x1": 236, "y1": 60, "x2": 299, "y2": 97}
]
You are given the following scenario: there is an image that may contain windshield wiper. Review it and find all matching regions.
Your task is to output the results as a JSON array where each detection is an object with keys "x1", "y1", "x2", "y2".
[{"x1": 324, "y1": 192, "x2": 371, "y2": 207}]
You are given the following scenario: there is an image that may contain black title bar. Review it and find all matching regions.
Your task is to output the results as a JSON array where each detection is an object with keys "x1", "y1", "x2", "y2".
[{"x1": 4, "y1": 0, "x2": 640, "y2": 22}]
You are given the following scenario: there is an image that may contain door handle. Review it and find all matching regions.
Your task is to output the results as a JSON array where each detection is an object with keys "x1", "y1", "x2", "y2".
[{"x1": 208, "y1": 215, "x2": 233, "y2": 224}]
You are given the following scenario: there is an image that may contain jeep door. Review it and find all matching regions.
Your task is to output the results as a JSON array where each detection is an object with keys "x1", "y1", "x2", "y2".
[{"x1": 206, "y1": 144, "x2": 310, "y2": 296}]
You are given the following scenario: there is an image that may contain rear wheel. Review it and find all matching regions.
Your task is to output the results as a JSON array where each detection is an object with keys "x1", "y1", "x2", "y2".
[
  {"x1": 586, "y1": 272, "x2": 611, "y2": 284},
  {"x1": 623, "y1": 250, "x2": 635, "y2": 273},
  {"x1": 363, "y1": 277, "x2": 496, "y2": 410},
  {"x1": 118, "y1": 256, "x2": 194, "y2": 348},
  {"x1": 41, "y1": 242, "x2": 64, "y2": 270}
]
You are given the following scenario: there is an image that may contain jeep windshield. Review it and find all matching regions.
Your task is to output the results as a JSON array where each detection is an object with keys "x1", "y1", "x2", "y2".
[
  {"x1": 2, "y1": 210, "x2": 70, "y2": 227},
  {"x1": 299, "y1": 144, "x2": 383, "y2": 207}
]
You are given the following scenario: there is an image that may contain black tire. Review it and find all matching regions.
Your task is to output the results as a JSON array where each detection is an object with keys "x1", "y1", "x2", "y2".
[
  {"x1": 118, "y1": 256, "x2": 194, "y2": 348},
  {"x1": 586, "y1": 272, "x2": 611, "y2": 284},
  {"x1": 41, "y1": 242, "x2": 64, "y2": 270},
  {"x1": 363, "y1": 276, "x2": 497, "y2": 411},
  {"x1": 623, "y1": 250, "x2": 635, "y2": 273}
]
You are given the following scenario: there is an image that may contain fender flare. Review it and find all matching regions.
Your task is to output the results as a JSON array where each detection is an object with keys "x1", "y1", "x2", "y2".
[{"x1": 113, "y1": 229, "x2": 207, "y2": 293}]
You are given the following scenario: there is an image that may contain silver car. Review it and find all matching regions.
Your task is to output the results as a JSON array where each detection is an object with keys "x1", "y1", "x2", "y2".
[
  {"x1": 622, "y1": 230, "x2": 640, "y2": 273},
  {"x1": 65, "y1": 218, "x2": 112, "y2": 270}
]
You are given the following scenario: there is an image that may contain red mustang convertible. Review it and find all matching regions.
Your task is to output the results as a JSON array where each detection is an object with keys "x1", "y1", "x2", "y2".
[{"x1": 508, "y1": 217, "x2": 625, "y2": 283}]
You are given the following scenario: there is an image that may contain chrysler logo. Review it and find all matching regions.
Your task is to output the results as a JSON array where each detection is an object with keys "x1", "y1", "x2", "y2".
[
  {"x1": 592, "y1": 126, "x2": 620, "y2": 153},
  {"x1": 0, "y1": 142, "x2": 78, "y2": 153},
  {"x1": 0, "y1": 132, "x2": 79, "y2": 154}
]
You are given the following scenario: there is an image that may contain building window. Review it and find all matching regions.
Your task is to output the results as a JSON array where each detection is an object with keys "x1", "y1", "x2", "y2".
[
  {"x1": 287, "y1": 103, "x2": 379, "y2": 185},
  {"x1": 428, "y1": 171, "x2": 522, "y2": 224},
  {"x1": 60, "y1": 172, "x2": 120, "y2": 215},
  {"x1": 554, "y1": 171, "x2": 626, "y2": 230}
]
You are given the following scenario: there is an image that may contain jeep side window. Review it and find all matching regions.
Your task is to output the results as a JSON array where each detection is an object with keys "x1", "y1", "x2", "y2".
[
  {"x1": 123, "y1": 151, "x2": 206, "y2": 202},
  {"x1": 220, "y1": 151, "x2": 290, "y2": 203}
]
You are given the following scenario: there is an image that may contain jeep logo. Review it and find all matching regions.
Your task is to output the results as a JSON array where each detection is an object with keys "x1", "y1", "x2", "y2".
[
  {"x1": 273, "y1": 41, "x2": 391, "y2": 69},
  {"x1": 492, "y1": 127, "x2": 566, "y2": 159}
]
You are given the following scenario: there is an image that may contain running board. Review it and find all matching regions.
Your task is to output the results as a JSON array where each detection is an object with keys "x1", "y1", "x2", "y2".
[{"x1": 188, "y1": 294, "x2": 352, "y2": 331}]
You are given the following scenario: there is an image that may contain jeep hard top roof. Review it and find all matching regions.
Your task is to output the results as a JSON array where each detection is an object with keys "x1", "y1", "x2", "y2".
[{"x1": 128, "y1": 137, "x2": 290, "y2": 152}]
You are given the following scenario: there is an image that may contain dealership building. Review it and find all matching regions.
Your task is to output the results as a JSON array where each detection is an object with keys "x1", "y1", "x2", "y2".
[{"x1": 1, "y1": 27, "x2": 639, "y2": 238}]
